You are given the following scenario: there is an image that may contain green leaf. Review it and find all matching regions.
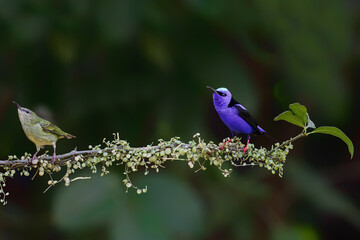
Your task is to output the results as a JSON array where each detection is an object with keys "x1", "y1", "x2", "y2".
[
  {"x1": 274, "y1": 110, "x2": 306, "y2": 128},
  {"x1": 289, "y1": 103, "x2": 308, "y2": 125},
  {"x1": 310, "y1": 126, "x2": 354, "y2": 158}
]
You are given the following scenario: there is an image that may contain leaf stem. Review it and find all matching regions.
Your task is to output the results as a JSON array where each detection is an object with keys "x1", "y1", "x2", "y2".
[{"x1": 268, "y1": 132, "x2": 307, "y2": 155}]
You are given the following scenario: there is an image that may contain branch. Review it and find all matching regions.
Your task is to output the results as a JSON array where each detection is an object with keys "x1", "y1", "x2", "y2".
[{"x1": 0, "y1": 132, "x2": 299, "y2": 205}]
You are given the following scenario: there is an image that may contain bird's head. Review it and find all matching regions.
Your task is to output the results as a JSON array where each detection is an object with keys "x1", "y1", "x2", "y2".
[
  {"x1": 13, "y1": 101, "x2": 39, "y2": 124},
  {"x1": 207, "y1": 86, "x2": 232, "y2": 110}
]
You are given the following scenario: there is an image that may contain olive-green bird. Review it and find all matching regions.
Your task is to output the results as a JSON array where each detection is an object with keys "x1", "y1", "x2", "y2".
[{"x1": 13, "y1": 101, "x2": 75, "y2": 163}]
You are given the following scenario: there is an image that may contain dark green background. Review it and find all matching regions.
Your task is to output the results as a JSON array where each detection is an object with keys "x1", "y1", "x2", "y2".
[{"x1": 0, "y1": 0, "x2": 359, "y2": 239}]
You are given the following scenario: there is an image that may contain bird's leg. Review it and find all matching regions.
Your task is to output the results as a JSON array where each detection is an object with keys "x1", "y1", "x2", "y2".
[
  {"x1": 52, "y1": 144, "x2": 57, "y2": 164},
  {"x1": 32, "y1": 146, "x2": 41, "y2": 161},
  {"x1": 222, "y1": 138, "x2": 233, "y2": 151},
  {"x1": 32, "y1": 150, "x2": 39, "y2": 160},
  {"x1": 243, "y1": 137, "x2": 251, "y2": 154}
]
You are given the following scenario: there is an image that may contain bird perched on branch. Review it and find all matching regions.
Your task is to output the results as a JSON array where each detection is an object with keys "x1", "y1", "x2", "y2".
[
  {"x1": 13, "y1": 101, "x2": 75, "y2": 163},
  {"x1": 207, "y1": 86, "x2": 268, "y2": 153}
]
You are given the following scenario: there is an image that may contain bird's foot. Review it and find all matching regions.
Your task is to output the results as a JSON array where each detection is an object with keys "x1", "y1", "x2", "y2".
[
  {"x1": 242, "y1": 138, "x2": 251, "y2": 154},
  {"x1": 31, "y1": 150, "x2": 40, "y2": 164},
  {"x1": 242, "y1": 147, "x2": 247, "y2": 154},
  {"x1": 222, "y1": 138, "x2": 232, "y2": 151},
  {"x1": 52, "y1": 154, "x2": 57, "y2": 164}
]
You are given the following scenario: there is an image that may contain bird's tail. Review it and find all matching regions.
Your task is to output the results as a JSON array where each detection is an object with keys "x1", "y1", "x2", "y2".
[
  {"x1": 257, "y1": 126, "x2": 277, "y2": 142},
  {"x1": 257, "y1": 126, "x2": 267, "y2": 135},
  {"x1": 64, "y1": 133, "x2": 76, "y2": 139}
]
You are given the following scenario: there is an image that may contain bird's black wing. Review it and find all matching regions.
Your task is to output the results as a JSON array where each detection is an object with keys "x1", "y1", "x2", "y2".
[{"x1": 228, "y1": 98, "x2": 264, "y2": 135}]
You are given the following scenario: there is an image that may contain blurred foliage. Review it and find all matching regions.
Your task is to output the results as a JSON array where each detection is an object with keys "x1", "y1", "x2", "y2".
[
  {"x1": 0, "y1": 0, "x2": 359, "y2": 239},
  {"x1": 287, "y1": 161, "x2": 360, "y2": 227},
  {"x1": 89, "y1": 174, "x2": 203, "y2": 239},
  {"x1": 53, "y1": 173, "x2": 205, "y2": 240}
]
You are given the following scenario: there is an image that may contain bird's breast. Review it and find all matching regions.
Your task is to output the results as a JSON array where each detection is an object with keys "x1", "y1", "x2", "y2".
[{"x1": 22, "y1": 123, "x2": 58, "y2": 146}]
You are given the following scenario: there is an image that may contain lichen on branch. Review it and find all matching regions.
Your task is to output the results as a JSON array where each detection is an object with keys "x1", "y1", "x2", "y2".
[{"x1": 0, "y1": 132, "x2": 298, "y2": 205}]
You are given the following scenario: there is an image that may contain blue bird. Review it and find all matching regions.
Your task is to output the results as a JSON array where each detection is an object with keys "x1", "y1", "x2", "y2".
[{"x1": 207, "y1": 86, "x2": 268, "y2": 153}]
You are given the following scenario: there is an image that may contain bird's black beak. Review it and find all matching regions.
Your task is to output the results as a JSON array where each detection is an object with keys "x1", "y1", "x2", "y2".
[
  {"x1": 12, "y1": 101, "x2": 21, "y2": 109},
  {"x1": 206, "y1": 86, "x2": 219, "y2": 95}
]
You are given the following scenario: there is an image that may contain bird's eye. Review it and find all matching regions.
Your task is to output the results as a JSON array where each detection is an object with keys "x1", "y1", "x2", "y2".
[
  {"x1": 219, "y1": 92, "x2": 226, "y2": 97},
  {"x1": 24, "y1": 110, "x2": 30, "y2": 114}
]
